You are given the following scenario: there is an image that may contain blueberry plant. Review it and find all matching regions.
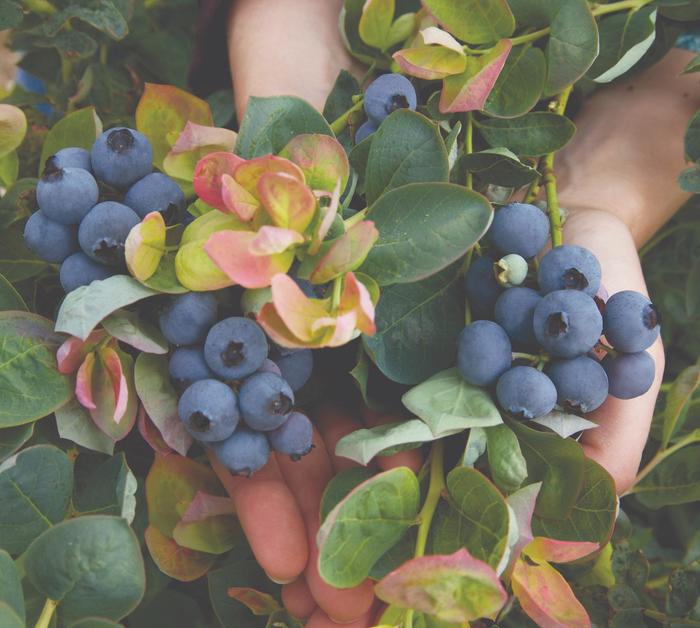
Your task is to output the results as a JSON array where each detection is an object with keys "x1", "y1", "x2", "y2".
[{"x1": 1, "y1": 0, "x2": 700, "y2": 627}]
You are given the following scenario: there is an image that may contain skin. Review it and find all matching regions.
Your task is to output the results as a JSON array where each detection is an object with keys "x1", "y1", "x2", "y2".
[{"x1": 224, "y1": 0, "x2": 699, "y2": 622}]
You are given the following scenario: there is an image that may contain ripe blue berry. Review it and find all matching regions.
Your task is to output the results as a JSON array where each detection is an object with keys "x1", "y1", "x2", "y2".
[
  {"x1": 538, "y1": 245, "x2": 602, "y2": 296},
  {"x1": 355, "y1": 120, "x2": 377, "y2": 143},
  {"x1": 46, "y1": 147, "x2": 92, "y2": 172},
  {"x1": 204, "y1": 316, "x2": 269, "y2": 380},
  {"x1": 59, "y1": 252, "x2": 117, "y2": 292},
  {"x1": 268, "y1": 411, "x2": 314, "y2": 459},
  {"x1": 546, "y1": 356, "x2": 609, "y2": 413},
  {"x1": 159, "y1": 292, "x2": 218, "y2": 346},
  {"x1": 36, "y1": 165, "x2": 98, "y2": 225},
  {"x1": 602, "y1": 351, "x2": 655, "y2": 400},
  {"x1": 494, "y1": 287, "x2": 541, "y2": 350},
  {"x1": 23, "y1": 210, "x2": 77, "y2": 263},
  {"x1": 257, "y1": 359, "x2": 282, "y2": 377},
  {"x1": 91, "y1": 127, "x2": 153, "y2": 189},
  {"x1": 124, "y1": 172, "x2": 186, "y2": 223},
  {"x1": 178, "y1": 379, "x2": 240, "y2": 442},
  {"x1": 603, "y1": 290, "x2": 660, "y2": 353},
  {"x1": 273, "y1": 349, "x2": 313, "y2": 392},
  {"x1": 239, "y1": 372, "x2": 294, "y2": 431},
  {"x1": 210, "y1": 427, "x2": 270, "y2": 476},
  {"x1": 465, "y1": 255, "x2": 503, "y2": 320},
  {"x1": 488, "y1": 203, "x2": 550, "y2": 259},
  {"x1": 78, "y1": 201, "x2": 140, "y2": 266},
  {"x1": 364, "y1": 74, "x2": 417, "y2": 125},
  {"x1": 169, "y1": 346, "x2": 216, "y2": 389},
  {"x1": 457, "y1": 320, "x2": 512, "y2": 386},
  {"x1": 533, "y1": 290, "x2": 602, "y2": 358},
  {"x1": 496, "y1": 366, "x2": 557, "y2": 419}
]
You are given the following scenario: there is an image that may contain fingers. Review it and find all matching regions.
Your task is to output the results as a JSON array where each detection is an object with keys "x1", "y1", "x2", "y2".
[
  {"x1": 207, "y1": 450, "x2": 308, "y2": 583},
  {"x1": 361, "y1": 406, "x2": 424, "y2": 473},
  {"x1": 305, "y1": 607, "x2": 376, "y2": 628},
  {"x1": 282, "y1": 577, "x2": 317, "y2": 620},
  {"x1": 315, "y1": 401, "x2": 366, "y2": 472}
]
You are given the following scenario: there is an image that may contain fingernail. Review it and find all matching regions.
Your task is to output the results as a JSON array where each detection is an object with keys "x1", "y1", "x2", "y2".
[{"x1": 264, "y1": 571, "x2": 297, "y2": 585}]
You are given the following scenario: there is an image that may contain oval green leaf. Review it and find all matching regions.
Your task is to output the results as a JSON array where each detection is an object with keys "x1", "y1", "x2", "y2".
[
  {"x1": 477, "y1": 112, "x2": 576, "y2": 156},
  {"x1": 38, "y1": 107, "x2": 102, "y2": 175},
  {"x1": 422, "y1": 0, "x2": 514, "y2": 44}
]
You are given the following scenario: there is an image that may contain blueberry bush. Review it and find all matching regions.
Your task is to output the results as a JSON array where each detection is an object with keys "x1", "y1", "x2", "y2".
[{"x1": 1, "y1": 1, "x2": 700, "y2": 627}]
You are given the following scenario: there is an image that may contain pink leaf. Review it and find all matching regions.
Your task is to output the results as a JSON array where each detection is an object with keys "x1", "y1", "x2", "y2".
[
  {"x1": 308, "y1": 178, "x2": 341, "y2": 255},
  {"x1": 311, "y1": 310, "x2": 358, "y2": 347},
  {"x1": 169, "y1": 121, "x2": 237, "y2": 155},
  {"x1": 227, "y1": 588, "x2": 281, "y2": 616},
  {"x1": 269, "y1": 273, "x2": 330, "y2": 342},
  {"x1": 310, "y1": 221, "x2": 378, "y2": 284},
  {"x1": 257, "y1": 304, "x2": 313, "y2": 349},
  {"x1": 220, "y1": 173, "x2": 259, "y2": 221},
  {"x1": 89, "y1": 350, "x2": 138, "y2": 442},
  {"x1": 249, "y1": 226, "x2": 304, "y2": 256},
  {"x1": 256, "y1": 172, "x2": 317, "y2": 233},
  {"x1": 57, "y1": 330, "x2": 106, "y2": 374},
  {"x1": 524, "y1": 538, "x2": 599, "y2": 565},
  {"x1": 340, "y1": 272, "x2": 376, "y2": 336},
  {"x1": 507, "y1": 482, "x2": 541, "y2": 562},
  {"x1": 100, "y1": 346, "x2": 129, "y2": 423},
  {"x1": 278, "y1": 134, "x2": 350, "y2": 193},
  {"x1": 75, "y1": 352, "x2": 97, "y2": 410},
  {"x1": 234, "y1": 154, "x2": 305, "y2": 190},
  {"x1": 181, "y1": 491, "x2": 235, "y2": 523},
  {"x1": 193, "y1": 152, "x2": 245, "y2": 210},
  {"x1": 138, "y1": 406, "x2": 173, "y2": 455}
]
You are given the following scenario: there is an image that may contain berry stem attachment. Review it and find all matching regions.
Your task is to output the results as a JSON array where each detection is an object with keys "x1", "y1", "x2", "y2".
[
  {"x1": 595, "y1": 341, "x2": 617, "y2": 357},
  {"x1": 465, "y1": 112, "x2": 474, "y2": 191},
  {"x1": 35, "y1": 598, "x2": 58, "y2": 628},
  {"x1": 330, "y1": 98, "x2": 365, "y2": 135}
]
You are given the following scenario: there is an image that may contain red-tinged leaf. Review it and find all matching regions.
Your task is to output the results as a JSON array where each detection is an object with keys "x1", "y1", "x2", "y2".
[
  {"x1": 310, "y1": 221, "x2": 379, "y2": 284},
  {"x1": 308, "y1": 179, "x2": 341, "y2": 255},
  {"x1": 279, "y1": 133, "x2": 350, "y2": 192},
  {"x1": 234, "y1": 154, "x2": 305, "y2": 192},
  {"x1": 440, "y1": 39, "x2": 512, "y2": 113},
  {"x1": 269, "y1": 272, "x2": 330, "y2": 342},
  {"x1": 75, "y1": 351, "x2": 97, "y2": 410},
  {"x1": 375, "y1": 549, "x2": 508, "y2": 623},
  {"x1": 144, "y1": 524, "x2": 216, "y2": 582},
  {"x1": 256, "y1": 172, "x2": 317, "y2": 233},
  {"x1": 164, "y1": 122, "x2": 238, "y2": 182},
  {"x1": 181, "y1": 491, "x2": 235, "y2": 523},
  {"x1": 99, "y1": 346, "x2": 128, "y2": 423},
  {"x1": 175, "y1": 239, "x2": 237, "y2": 292},
  {"x1": 205, "y1": 230, "x2": 295, "y2": 289},
  {"x1": 227, "y1": 588, "x2": 281, "y2": 616},
  {"x1": 507, "y1": 482, "x2": 541, "y2": 562},
  {"x1": 511, "y1": 558, "x2": 591, "y2": 628},
  {"x1": 193, "y1": 152, "x2": 245, "y2": 211},
  {"x1": 57, "y1": 330, "x2": 107, "y2": 374},
  {"x1": 249, "y1": 226, "x2": 304, "y2": 256},
  {"x1": 257, "y1": 303, "x2": 312, "y2": 349},
  {"x1": 125, "y1": 211, "x2": 166, "y2": 282},
  {"x1": 181, "y1": 208, "x2": 251, "y2": 245},
  {"x1": 221, "y1": 173, "x2": 260, "y2": 221},
  {"x1": 339, "y1": 272, "x2": 376, "y2": 336},
  {"x1": 311, "y1": 310, "x2": 358, "y2": 347},
  {"x1": 524, "y1": 538, "x2": 599, "y2": 565},
  {"x1": 89, "y1": 350, "x2": 137, "y2": 441},
  {"x1": 394, "y1": 45, "x2": 467, "y2": 79},
  {"x1": 138, "y1": 406, "x2": 172, "y2": 455}
]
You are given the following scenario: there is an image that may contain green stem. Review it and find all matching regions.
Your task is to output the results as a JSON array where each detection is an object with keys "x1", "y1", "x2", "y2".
[
  {"x1": 35, "y1": 599, "x2": 57, "y2": 628},
  {"x1": 99, "y1": 43, "x2": 108, "y2": 66},
  {"x1": 343, "y1": 207, "x2": 368, "y2": 229},
  {"x1": 331, "y1": 276, "x2": 343, "y2": 310},
  {"x1": 25, "y1": 0, "x2": 56, "y2": 14},
  {"x1": 330, "y1": 99, "x2": 365, "y2": 135},
  {"x1": 524, "y1": 164, "x2": 542, "y2": 203},
  {"x1": 512, "y1": 352, "x2": 543, "y2": 362},
  {"x1": 359, "y1": 61, "x2": 377, "y2": 87},
  {"x1": 465, "y1": 112, "x2": 474, "y2": 191},
  {"x1": 595, "y1": 341, "x2": 617, "y2": 356}
]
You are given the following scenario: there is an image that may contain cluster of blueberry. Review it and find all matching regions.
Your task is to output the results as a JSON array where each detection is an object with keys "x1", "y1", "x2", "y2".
[
  {"x1": 459, "y1": 202, "x2": 659, "y2": 419},
  {"x1": 355, "y1": 73, "x2": 417, "y2": 142},
  {"x1": 23, "y1": 128, "x2": 185, "y2": 293},
  {"x1": 160, "y1": 292, "x2": 314, "y2": 475}
]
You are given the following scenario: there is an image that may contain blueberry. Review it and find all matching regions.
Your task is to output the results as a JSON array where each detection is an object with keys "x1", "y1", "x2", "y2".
[
  {"x1": 268, "y1": 411, "x2": 314, "y2": 459},
  {"x1": 23, "y1": 210, "x2": 77, "y2": 263},
  {"x1": 78, "y1": 201, "x2": 140, "y2": 266},
  {"x1": 494, "y1": 254, "x2": 529, "y2": 288},
  {"x1": 239, "y1": 372, "x2": 294, "y2": 431},
  {"x1": 274, "y1": 349, "x2": 313, "y2": 391},
  {"x1": 124, "y1": 172, "x2": 186, "y2": 223},
  {"x1": 363, "y1": 74, "x2": 417, "y2": 125},
  {"x1": 159, "y1": 292, "x2": 218, "y2": 346},
  {"x1": 36, "y1": 165, "x2": 98, "y2": 225},
  {"x1": 465, "y1": 255, "x2": 503, "y2": 320},
  {"x1": 204, "y1": 316, "x2": 269, "y2": 380},
  {"x1": 91, "y1": 127, "x2": 153, "y2": 189},
  {"x1": 457, "y1": 320, "x2": 512, "y2": 387},
  {"x1": 355, "y1": 120, "x2": 377, "y2": 143},
  {"x1": 603, "y1": 290, "x2": 660, "y2": 353},
  {"x1": 45, "y1": 147, "x2": 92, "y2": 172},
  {"x1": 210, "y1": 427, "x2": 270, "y2": 476},
  {"x1": 494, "y1": 287, "x2": 542, "y2": 350},
  {"x1": 546, "y1": 356, "x2": 609, "y2": 413},
  {"x1": 178, "y1": 379, "x2": 240, "y2": 442},
  {"x1": 488, "y1": 203, "x2": 550, "y2": 259},
  {"x1": 533, "y1": 290, "x2": 603, "y2": 358},
  {"x1": 602, "y1": 351, "x2": 655, "y2": 400},
  {"x1": 257, "y1": 359, "x2": 282, "y2": 377},
  {"x1": 59, "y1": 252, "x2": 117, "y2": 292},
  {"x1": 169, "y1": 346, "x2": 216, "y2": 389},
  {"x1": 538, "y1": 245, "x2": 602, "y2": 296},
  {"x1": 496, "y1": 366, "x2": 557, "y2": 419}
]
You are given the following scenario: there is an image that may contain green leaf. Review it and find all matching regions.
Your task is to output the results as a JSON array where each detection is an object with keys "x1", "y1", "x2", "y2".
[
  {"x1": 431, "y1": 467, "x2": 510, "y2": 570},
  {"x1": 144, "y1": 525, "x2": 216, "y2": 582},
  {"x1": 361, "y1": 182, "x2": 492, "y2": 285},
  {"x1": 679, "y1": 166, "x2": 700, "y2": 192},
  {"x1": 685, "y1": 110, "x2": 700, "y2": 163},
  {"x1": 236, "y1": 96, "x2": 333, "y2": 159},
  {"x1": 0, "y1": 423, "x2": 33, "y2": 463},
  {"x1": 141, "y1": 252, "x2": 188, "y2": 295},
  {"x1": 0, "y1": 273, "x2": 26, "y2": 311},
  {"x1": 25, "y1": 515, "x2": 145, "y2": 622},
  {"x1": 0, "y1": 603, "x2": 22, "y2": 628},
  {"x1": 36, "y1": 30, "x2": 99, "y2": 60},
  {"x1": 359, "y1": 0, "x2": 394, "y2": 50},
  {"x1": 0, "y1": 104, "x2": 26, "y2": 158},
  {"x1": 476, "y1": 112, "x2": 575, "y2": 156},
  {"x1": 0, "y1": 444, "x2": 73, "y2": 555},
  {"x1": 128, "y1": 589, "x2": 206, "y2": 628},
  {"x1": 340, "y1": 0, "x2": 390, "y2": 68},
  {"x1": 462, "y1": 147, "x2": 539, "y2": 187},
  {"x1": 39, "y1": 1, "x2": 129, "y2": 40},
  {"x1": 317, "y1": 467, "x2": 420, "y2": 587},
  {"x1": 633, "y1": 444, "x2": 700, "y2": 509},
  {"x1": 55, "y1": 400, "x2": 115, "y2": 456},
  {"x1": 73, "y1": 453, "x2": 137, "y2": 523},
  {"x1": 682, "y1": 54, "x2": 700, "y2": 74},
  {"x1": 662, "y1": 363, "x2": 700, "y2": 448},
  {"x1": 365, "y1": 110, "x2": 449, "y2": 205},
  {"x1": 687, "y1": 259, "x2": 700, "y2": 318},
  {"x1": 0, "y1": 178, "x2": 38, "y2": 230},
  {"x1": 666, "y1": 569, "x2": 700, "y2": 617},
  {"x1": 0, "y1": 311, "x2": 73, "y2": 428},
  {"x1": 402, "y1": 368, "x2": 502, "y2": 436},
  {"x1": 484, "y1": 45, "x2": 546, "y2": 118},
  {"x1": 0, "y1": 549, "x2": 24, "y2": 623},
  {"x1": 0, "y1": 150, "x2": 18, "y2": 187},
  {"x1": 102, "y1": 309, "x2": 168, "y2": 354},
  {"x1": 0, "y1": 225, "x2": 47, "y2": 282},
  {"x1": 588, "y1": 7, "x2": 657, "y2": 83},
  {"x1": 422, "y1": 0, "x2": 515, "y2": 44},
  {"x1": 0, "y1": 1, "x2": 22, "y2": 30},
  {"x1": 320, "y1": 467, "x2": 375, "y2": 522},
  {"x1": 208, "y1": 560, "x2": 271, "y2": 628},
  {"x1": 363, "y1": 267, "x2": 464, "y2": 384},
  {"x1": 55, "y1": 275, "x2": 158, "y2": 341},
  {"x1": 39, "y1": 107, "x2": 102, "y2": 176},
  {"x1": 323, "y1": 70, "x2": 361, "y2": 123},
  {"x1": 532, "y1": 457, "x2": 616, "y2": 543},
  {"x1": 508, "y1": 419, "x2": 585, "y2": 518},
  {"x1": 463, "y1": 426, "x2": 487, "y2": 466},
  {"x1": 485, "y1": 424, "x2": 527, "y2": 493}
]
